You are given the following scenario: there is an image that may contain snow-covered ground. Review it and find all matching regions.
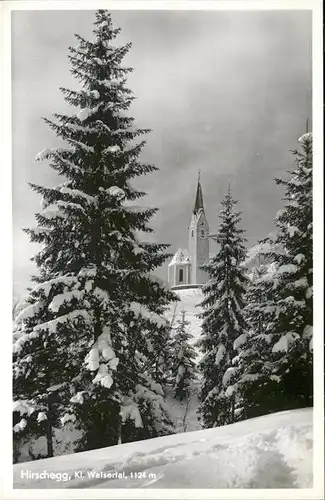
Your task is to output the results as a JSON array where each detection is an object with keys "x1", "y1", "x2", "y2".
[
  {"x1": 164, "y1": 385, "x2": 202, "y2": 433},
  {"x1": 13, "y1": 408, "x2": 312, "y2": 489},
  {"x1": 14, "y1": 423, "x2": 82, "y2": 463}
]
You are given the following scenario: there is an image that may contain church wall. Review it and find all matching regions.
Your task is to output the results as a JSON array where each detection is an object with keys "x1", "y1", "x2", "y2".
[
  {"x1": 167, "y1": 264, "x2": 176, "y2": 288},
  {"x1": 174, "y1": 264, "x2": 190, "y2": 286}
]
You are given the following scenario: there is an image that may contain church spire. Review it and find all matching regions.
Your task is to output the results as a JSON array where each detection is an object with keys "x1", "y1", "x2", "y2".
[{"x1": 193, "y1": 171, "x2": 204, "y2": 214}]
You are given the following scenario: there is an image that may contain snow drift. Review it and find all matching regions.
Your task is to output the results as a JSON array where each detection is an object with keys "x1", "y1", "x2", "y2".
[{"x1": 13, "y1": 408, "x2": 312, "y2": 489}]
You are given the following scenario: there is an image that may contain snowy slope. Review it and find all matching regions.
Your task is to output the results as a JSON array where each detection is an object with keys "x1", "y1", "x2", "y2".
[
  {"x1": 167, "y1": 287, "x2": 203, "y2": 346},
  {"x1": 13, "y1": 408, "x2": 312, "y2": 489}
]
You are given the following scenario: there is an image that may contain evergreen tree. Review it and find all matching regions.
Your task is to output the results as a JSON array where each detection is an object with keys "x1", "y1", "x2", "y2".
[
  {"x1": 13, "y1": 10, "x2": 176, "y2": 456},
  {"x1": 234, "y1": 132, "x2": 313, "y2": 417},
  {"x1": 232, "y1": 260, "x2": 279, "y2": 420},
  {"x1": 197, "y1": 188, "x2": 248, "y2": 427},
  {"x1": 170, "y1": 311, "x2": 197, "y2": 401},
  {"x1": 268, "y1": 132, "x2": 313, "y2": 409}
]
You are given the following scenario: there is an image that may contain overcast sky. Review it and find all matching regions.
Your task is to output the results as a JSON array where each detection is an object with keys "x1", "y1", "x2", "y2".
[{"x1": 12, "y1": 9, "x2": 312, "y2": 298}]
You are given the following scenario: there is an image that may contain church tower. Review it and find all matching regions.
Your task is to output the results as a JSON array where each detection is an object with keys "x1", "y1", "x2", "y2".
[
  {"x1": 168, "y1": 173, "x2": 209, "y2": 289},
  {"x1": 188, "y1": 173, "x2": 209, "y2": 285}
]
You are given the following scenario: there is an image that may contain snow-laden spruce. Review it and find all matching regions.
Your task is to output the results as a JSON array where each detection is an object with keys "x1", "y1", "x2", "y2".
[
  {"x1": 232, "y1": 260, "x2": 280, "y2": 419},
  {"x1": 170, "y1": 311, "x2": 197, "y2": 401},
  {"x1": 234, "y1": 133, "x2": 313, "y2": 417},
  {"x1": 13, "y1": 10, "x2": 177, "y2": 460},
  {"x1": 197, "y1": 188, "x2": 248, "y2": 427}
]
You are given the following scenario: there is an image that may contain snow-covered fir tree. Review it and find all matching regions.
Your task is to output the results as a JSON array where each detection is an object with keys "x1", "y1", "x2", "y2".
[
  {"x1": 244, "y1": 133, "x2": 313, "y2": 413},
  {"x1": 170, "y1": 311, "x2": 197, "y2": 401},
  {"x1": 232, "y1": 259, "x2": 279, "y2": 420},
  {"x1": 13, "y1": 10, "x2": 177, "y2": 456},
  {"x1": 270, "y1": 132, "x2": 313, "y2": 409},
  {"x1": 197, "y1": 188, "x2": 248, "y2": 427}
]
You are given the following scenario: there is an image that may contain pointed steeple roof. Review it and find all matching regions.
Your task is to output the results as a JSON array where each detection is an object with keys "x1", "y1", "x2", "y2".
[{"x1": 193, "y1": 171, "x2": 204, "y2": 214}]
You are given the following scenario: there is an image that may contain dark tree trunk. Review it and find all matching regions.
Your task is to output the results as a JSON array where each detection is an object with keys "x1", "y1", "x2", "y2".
[
  {"x1": 117, "y1": 417, "x2": 122, "y2": 445},
  {"x1": 230, "y1": 397, "x2": 235, "y2": 423},
  {"x1": 46, "y1": 400, "x2": 54, "y2": 458},
  {"x1": 46, "y1": 419, "x2": 54, "y2": 458}
]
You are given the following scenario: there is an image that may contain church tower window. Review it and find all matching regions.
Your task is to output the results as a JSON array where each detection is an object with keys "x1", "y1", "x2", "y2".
[{"x1": 179, "y1": 269, "x2": 184, "y2": 282}]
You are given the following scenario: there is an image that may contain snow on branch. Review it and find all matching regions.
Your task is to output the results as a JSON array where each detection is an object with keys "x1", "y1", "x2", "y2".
[
  {"x1": 272, "y1": 331, "x2": 300, "y2": 353},
  {"x1": 59, "y1": 186, "x2": 96, "y2": 205},
  {"x1": 35, "y1": 148, "x2": 55, "y2": 162},
  {"x1": 70, "y1": 392, "x2": 85, "y2": 404},
  {"x1": 233, "y1": 333, "x2": 248, "y2": 351},
  {"x1": 215, "y1": 344, "x2": 226, "y2": 365},
  {"x1": 48, "y1": 289, "x2": 86, "y2": 313},
  {"x1": 103, "y1": 145, "x2": 121, "y2": 154},
  {"x1": 93, "y1": 287, "x2": 111, "y2": 305},
  {"x1": 92, "y1": 364, "x2": 114, "y2": 389},
  {"x1": 78, "y1": 266, "x2": 97, "y2": 279},
  {"x1": 130, "y1": 302, "x2": 167, "y2": 328},
  {"x1": 298, "y1": 132, "x2": 312, "y2": 143},
  {"x1": 15, "y1": 301, "x2": 43, "y2": 324},
  {"x1": 294, "y1": 253, "x2": 306, "y2": 265},
  {"x1": 60, "y1": 413, "x2": 76, "y2": 426},
  {"x1": 54, "y1": 153, "x2": 82, "y2": 173},
  {"x1": 85, "y1": 326, "x2": 119, "y2": 376},
  {"x1": 99, "y1": 77, "x2": 123, "y2": 87},
  {"x1": 35, "y1": 147, "x2": 75, "y2": 163},
  {"x1": 40, "y1": 204, "x2": 68, "y2": 220},
  {"x1": 134, "y1": 383, "x2": 164, "y2": 405},
  {"x1": 68, "y1": 139, "x2": 94, "y2": 153},
  {"x1": 287, "y1": 225, "x2": 300, "y2": 238},
  {"x1": 13, "y1": 400, "x2": 36, "y2": 417},
  {"x1": 303, "y1": 325, "x2": 313, "y2": 339},
  {"x1": 31, "y1": 276, "x2": 80, "y2": 298},
  {"x1": 13, "y1": 419, "x2": 27, "y2": 433},
  {"x1": 37, "y1": 412, "x2": 47, "y2": 423},
  {"x1": 98, "y1": 327, "x2": 116, "y2": 362},
  {"x1": 34, "y1": 309, "x2": 91, "y2": 335},
  {"x1": 277, "y1": 264, "x2": 298, "y2": 275},
  {"x1": 77, "y1": 104, "x2": 100, "y2": 121},
  {"x1": 120, "y1": 397, "x2": 143, "y2": 428},
  {"x1": 222, "y1": 367, "x2": 237, "y2": 387},
  {"x1": 94, "y1": 120, "x2": 111, "y2": 133},
  {"x1": 107, "y1": 186, "x2": 125, "y2": 200},
  {"x1": 28, "y1": 227, "x2": 51, "y2": 237},
  {"x1": 64, "y1": 122, "x2": 98, "y2": 134},
  {"x1": 13, "y1": 331, "x2": 41, "y2": 355}
]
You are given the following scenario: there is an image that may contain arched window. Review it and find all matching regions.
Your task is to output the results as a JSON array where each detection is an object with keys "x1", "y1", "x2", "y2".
[
  {"x1": 201, "y1": 229, "x2": 205, "y2": 237},
  {"x1": 179, "y1": 269, "x2": 184, "y2": 282},
  {"x1": 191, "y1": 230, "x2": 194, "y2": 237}
]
